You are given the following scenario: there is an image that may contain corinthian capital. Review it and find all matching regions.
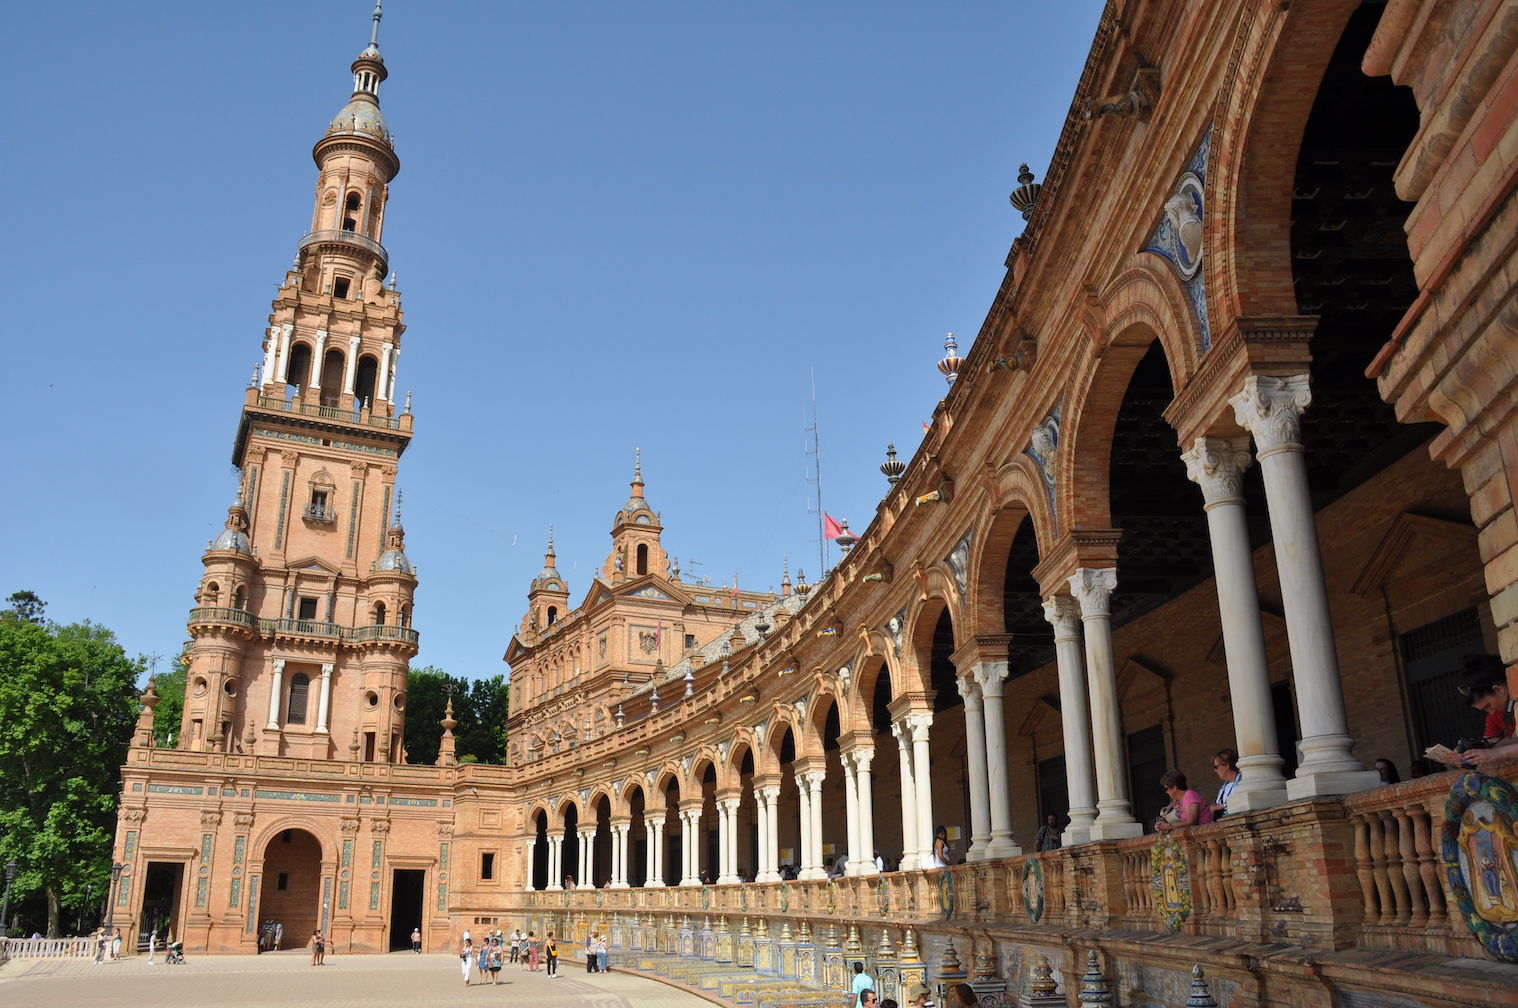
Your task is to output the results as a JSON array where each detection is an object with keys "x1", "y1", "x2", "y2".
[
  {"x1": 955, "y1": 672, "x2": 982, "y2": 709},
  {"x1": 1041, "y1": 594, "x2": 1083, "y2": 641},
  {"x1": 1229, "y1": 374, "x2": 1311, "y2": 456},
  {"x1": 1182, "y1": 436, "x2": 1253, "y2": 507},
  {"x1": 1068, "y1": 568, "x2": 1118, "y2": 618}
]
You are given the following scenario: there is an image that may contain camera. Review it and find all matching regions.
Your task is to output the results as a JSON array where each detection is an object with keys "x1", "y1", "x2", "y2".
[{"x1": 1455, "y1": 737, "x2": 1491, "y2": 753}]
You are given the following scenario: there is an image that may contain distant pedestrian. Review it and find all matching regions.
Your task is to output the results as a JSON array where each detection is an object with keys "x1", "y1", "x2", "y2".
[
  {"x1": 111, "y1": 929, "x2": 122, "y2": 960},
  {"x1": 586, "y1": 931, "x2": 598, "y2": 972},
  {"x1": 850, "y1": 961, "x2": 876, "y2": 1008},
  {"x1": 147, "y1": 929, "x2": 158, "y2": 965},
  {"x1": 310, "y1": 930, "x2": 326, "y2": 965},
  {"x1": 460, "y1": 937, "x2": 474, "y2": 985},
  {"x1": 93, "y1": 930, "x2": 107, "y2": 964},
  {"x1": 545, "y1": 931, "x2": 559, "y2": 977},
  {"x1": 527, "y1": 930, "x2": 541, "y2": 970},
  {"x1": 486, "y1": 938, "x2": 504, "y2": 983},
  {"x1": 411, "y1": 927, "x2": 421, "y2": 953},
  {"x1": 509, "y1": 928, "x2": 521, "y2": 963},
  {"x1": 596, "y1": 932, "x2": 607, "y2": 972},
  {"x1": 1035, "y1": 815, "x2": 1063, "y2": 851}
]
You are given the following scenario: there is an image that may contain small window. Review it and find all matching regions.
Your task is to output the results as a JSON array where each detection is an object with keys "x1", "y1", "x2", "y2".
[
  {"x1": 546, "y1": 606, "x2": 558, "y2": 626},
  {"x1": 298, "y1": 597, "x2": 318, "y2": 621},
  {"x1": 233, "y1": 586, "x2": 246, "y2": 611},
  {"x1": 636, "y1": 543, "x2": 649, "y2": 576},
  {"x1": 481, "y1": 852, "x2": 495, "y2": 880},
  {"x1": 311, "y1": 490, "x2": 328, "y2": 508},
  {"x1": 374, "y1": 601, "x2": 387, "y2": 625},
  {"x1": 287, "y1": 673, "x2": 310, "y2": 724},
  {"x1": 333, "y1": 276, "x2": 351, "y2": 297},
  {"x1": 685, "y1": 634, "x2": 697, "y2": 650},
  {"x1": 278, "y1": 872, "x2": 289, "y2": 891}
]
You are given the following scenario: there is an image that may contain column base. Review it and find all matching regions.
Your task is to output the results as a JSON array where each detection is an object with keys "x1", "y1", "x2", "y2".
[
  {"x1": 644, "y1": 880, "x2": 665, "y2": 888},
  {"x1": 1229, "y1": 783, "x2": 1290, "y2": 812},
  {"x1": 755, "y1": 871, "x2": 779, "y2": 883},
  {"x1": 985, "y1": 836, "x2": 1022, "y2": 859},
  {"x1": 680, "y1": 878, "x2": 700, "y2": 887},
  {"x1": 717, "y1": 874, "x2": 739, "y2": 885},
  {"x1": 547, "y1": 884, "x2": 563, "y2": 891},
  {"x1": 799, "y1": 868, "x2": 826, "y2": 881},
  {"x1": 1088, "y1": 820, "x2": 1144, "y2": 841},
  {"x1": 967, "y1": 836, "x2": 991, "y2": 861},
  {"x1": 1286, "y1": 768, "x2": 1382, "y2": 800},
  {"x1": 610, "y1": 881, "x2": 630, "y2": 889}
]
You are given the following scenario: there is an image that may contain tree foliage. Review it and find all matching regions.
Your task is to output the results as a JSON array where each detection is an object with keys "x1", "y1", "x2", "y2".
[
  {"x1": 2, "y1": 590, "x2": 46, "y2": 625},
  {"x1": 0, "y1": 608, "x2": 143, "y2": 936},
  {"x1": 404, "y1": 666, "x2": 509, "y2": 765},
  {"x1": 150, "y1": 654, "x2": 188, "y2": 749}
]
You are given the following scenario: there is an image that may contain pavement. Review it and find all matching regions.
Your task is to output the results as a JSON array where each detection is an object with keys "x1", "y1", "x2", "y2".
[{"x1": 0, "y1": 950, "x2": 715, "y2": 1007}]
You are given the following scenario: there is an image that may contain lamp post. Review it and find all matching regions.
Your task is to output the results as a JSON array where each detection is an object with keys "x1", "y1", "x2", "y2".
[
  {"x1": 78, "y1": 883, "x2": 92, "y2": 935},
  {"x1": 106, "y1": 863, "x2": 124, "y2": 930},
  {"x1": 1, "y1": 859, "x2": 17, "y2": 937}
]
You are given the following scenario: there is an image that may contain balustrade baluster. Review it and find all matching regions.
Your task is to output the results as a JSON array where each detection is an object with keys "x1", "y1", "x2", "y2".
[
  {"x1": 1378, "y1": 810, "x2": 1412, "y2": 925},
  {"x1": 1352, "y1": 815, "x2": 1379, "y2": 919},
  {"x1": 1392, "y1": 808, "x2": 1427, "y2": 927},
  {"x1": 1407, "y1": 803, "x2": 1446, "y2": 928},
  {"x1": 1366, "y1": 813, "x2": 1396, "y2": 924}
]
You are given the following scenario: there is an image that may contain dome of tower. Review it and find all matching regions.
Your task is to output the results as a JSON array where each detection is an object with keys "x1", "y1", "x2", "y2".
[
  {"x1": 328, "y1": 97, "x2": 391, "y2": 143},
  {"x1": 377, "y1": 546, "x2": 413, "y2": 573},
  {"x1": 213, "y1": 527, "x2": 251, "y2": 553}
]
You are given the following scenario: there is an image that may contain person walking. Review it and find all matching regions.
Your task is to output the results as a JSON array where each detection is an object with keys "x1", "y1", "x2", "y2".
[
  {"x1": 596, "y1": 932, "x2": 608, "y2": 973},
  {"x1": 411, "y1": 926, "x2": 421, "y2": 953},
  {"x1": 93, "y1": 929, "x2": 107, "y2": 964},
  {"x1": 486, "y1": 937, "x2": 504, "y2": 984},
  {"x1": 459, "y1": 937, "x2": 474, "y2": 986},
  {"x1": 526, "y1": 930, "x2": 541, "y2": 971},
  {"x1": 545, "y1": 931, "x2": 559, "y2": 977},
  {"x1": 147, "y1": 929, "x2": 158, "y2": 965},
  {"x1": 586, "y1": 930, "x2": 598, "y2": 972},
  {"x1": 111, "y1": 928, "x2": 122, "y2": 960},
  {"x1": 509, "y1": 928, "x2": 521, "y2": 963},
  {"x1": 850, "y1": 961, "x2": 876, "y2": 1007}
]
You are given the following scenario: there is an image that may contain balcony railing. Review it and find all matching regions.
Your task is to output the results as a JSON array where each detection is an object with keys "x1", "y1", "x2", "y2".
[
  {"x1": 298, "y1": 228, "x2": 388, "y2": 273},
  {"x1": 346, "y1": 624, "x2": 419, "y2": 645},
  {"x1": 254, "y1": 395, "x2": 403, "y2": 430},
  {"x1": 261, "y1": 618, "x2": 342, "y2": 638},
  {"x1": 303, "y1": 504, "x2": 337, "y2": 523},
  {"x1": 188, "y1": 607, "x2": 257, "y2": 628}
]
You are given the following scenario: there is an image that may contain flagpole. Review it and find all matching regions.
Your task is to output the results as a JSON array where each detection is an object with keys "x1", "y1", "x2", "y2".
[{"x1": 806, "y1": 368, "x2": 827, "y2": 577}]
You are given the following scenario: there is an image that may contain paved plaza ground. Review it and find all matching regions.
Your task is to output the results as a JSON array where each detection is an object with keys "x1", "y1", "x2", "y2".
[{"x1": 0, "y1": 950, "x2": 715, "y2": 1008}]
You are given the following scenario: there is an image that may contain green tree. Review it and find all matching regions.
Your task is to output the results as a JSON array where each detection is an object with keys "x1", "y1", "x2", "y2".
[
  {"x1": 150, "y1": 654, "x2": 188, "y2": 749},
  {"x1": 0, "y1": 613, "x2": 143, "y2": 936},
  {"x1": 404, "y1": 667, "x2": 509, "y2": 765},
  {"x1": 2, "y1": 590, "x2": 46, "y2": 625}
]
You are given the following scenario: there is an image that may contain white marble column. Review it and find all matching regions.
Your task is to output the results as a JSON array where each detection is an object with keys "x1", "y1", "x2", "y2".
[
  {"x1": 645, "y1": 812, "x2": 666, "y2": 887},
  {"x1": 907, "y1": 713, "x2": 937, "y2": 866},
  {"x1": 309, "y1": 330, "x2": 328, "y2": 390},
  {"x1": 717, "y1": 800, "x2": 739, "y2": 884},
  {"x1": 262, "y1": 328, "x2": 279, "y2": 389},
  {"x1": 1043, "y1": 596, "x2": 1098, "y2": 844},
  {"x1": 610, "y1": 825, "x2": 628, "y2": 888},
  {"x1": 579, "y1": 828, "x2": 594, "y2": 886},
  {"x1": 1069, "y1": 569, "x2": 1143, "y2": 840},
  {"x1": 275, "y1": 324, "x2": 293, "y2": 383},
  {"x1": 892, "y1": 722, "x2": 919, "y2": 867},
  {"x1": 854, "y1": 750, "x2": 877, "y2": 875},
  {"x1": 794, "y1": 773, "x2": 812, "y2": 877},
  {"x1": 378, "y1": 342, "x2": 393, "y2": 402},
  {"x1": 266, "y1": 658, "x2": 285, "y2": 731},
  {"x1": 343, "y1": 335, "x2": 360, "y2": 395},
  {"x1": 957, "y1": 673, "x2": 993, "y2": 861},
  {"x1": 758, "y1": 786, "x2": 780, "y2": 881},
  {"x1": 808, "y1": 772, "x2": 826, "y2": 876},
  {"x1": 316, "y1": 663, "x2": 333, "y2": 734},
  {"x1": 1231, "y1": 375, "x2": 1380, "y2": 797},
  {"x1": 680, "y1": 810, "x2": 700, "y2": 886},
  {"x1": 841, "y1": 756, "x2": 862, "y2": 874},
  {"x1": 1184, "y1": 435, "x2": 1291, "y2": 809},
  {"x1": 975, "y1": 661, "x2": 1021, "y2": 856},
  {"x1": 547, "y1": 836, "x2": 563, "y2": 890},
  {"x1": 753, "y1": 791, "x2": 769, "y2": 881}
]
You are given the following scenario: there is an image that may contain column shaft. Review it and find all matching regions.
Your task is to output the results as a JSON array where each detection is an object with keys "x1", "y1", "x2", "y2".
[
  {"x1": 978, "y1": 663, "x2": 1020, "y2": 856},
  {"x1": 646, "y1": 817, "x2": 665, "y2": 887},
  {"x1": 266, "y1": 659, "x2": 285, "y2": 731},
  {"x1": 808, "y1": 774, "x2": 825, "y2": 877},
  {"x1": 316, "y1": 663, "x2": 333, "y2": 733},
  {"x1": 1044, "y1": 596, "x2": 1097, "y2": 844},
  {"x1": 958, "y1": 675, "x2": 992, "y2": 861},
  {"x1": 909, "y1": 716, "x2": 936, "y2": 866},
  {"x1": 893, "y1": 723, "x2": 919, "y2": 866},
  {"x1": 855, "y1": 754, "x2": 877, "y2": 875},
  {"x1": 1070, "y1": 569, "x2": 1143, "y2": 840}
]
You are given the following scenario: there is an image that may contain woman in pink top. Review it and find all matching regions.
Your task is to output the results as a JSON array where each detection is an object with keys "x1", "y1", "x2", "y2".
[{"x1": 1155, "y1": 769, "x2": 1212, "y2": 832}]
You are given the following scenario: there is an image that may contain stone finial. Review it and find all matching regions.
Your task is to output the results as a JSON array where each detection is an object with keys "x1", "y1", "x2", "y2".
[
  {"x1": 740, "y1": 916, "x2": 751, "y2": 936},
  {"x1": 845, "y1": 925, "x2": 863, "y2": 957},
  {"x1": 1079, "y1": 950, "x2": 1111, "y2": 1005},
  {"x1": 1023, "y1": 955, "x2": 1064, "y2": 1007},
  {"x1": 1185, "y1": 965, "x2": 1219, "y2": 1008},
  {"x1": 876, "y1": 928, "x2": 897, "y2": 959},
  {"x1": 939, "y1": 938, "x2": 965, "y2": 977},
  {"x1": 436, "y1": 697, "x2": 458, "y2": 767},
  {"x1": 779, "y1": 921, "x2": 794, "y2": 942},
  {"x1": 900, "y1": 926, "x2": 921, "y2": 963},
  {"x1": 798, "y1": 919, "x2": 812, "y2": 943}
]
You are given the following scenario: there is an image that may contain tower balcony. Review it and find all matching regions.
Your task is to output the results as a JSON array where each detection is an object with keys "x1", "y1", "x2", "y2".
[
  {"x1": 298, "y1": 228, "x2": 389, "y2": 276},
  {"x1": 253, "y1": 395, "x2": 404, "y2": 431},
  {"x1": 261, "y1": 617, "x2": 342, "y2": 640},
  {"x1": 345, "y1": 624, "x2": 419, "y2": 646},
  {"x1": 187, "y1": 607, "x2": 259, "y2": 636}
]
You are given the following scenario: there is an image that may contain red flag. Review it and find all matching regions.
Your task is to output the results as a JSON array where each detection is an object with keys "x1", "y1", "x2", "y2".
[{"x1": 824, "y1": 514, "x2": 845, "y2": 539}]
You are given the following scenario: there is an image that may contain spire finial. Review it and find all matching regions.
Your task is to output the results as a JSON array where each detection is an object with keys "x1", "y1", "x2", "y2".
[
  {"x1": 547, "y1": 525, "x2": 555, "y2": 554},
  {"x1": 393, "y1": 488, "x2": 403, "y2": 525},
  {"x1": 370, "y1": 1, "x2": 383, "y2": 48},
  {"x1": 937, "y1": 333, "x2": 965, "y2": 385}
]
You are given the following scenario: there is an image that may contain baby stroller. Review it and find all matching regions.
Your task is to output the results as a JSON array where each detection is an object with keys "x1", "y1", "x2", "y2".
[{"x1": 165, "y1": 941, "x2": 185, "y2": 964}]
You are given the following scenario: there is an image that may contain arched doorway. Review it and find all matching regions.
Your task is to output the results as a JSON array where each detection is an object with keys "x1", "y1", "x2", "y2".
[
  {"x1": 532, "y1": 811, "x2": 549, "y2": 890},
  {"x1": 259, "y1": 828, "x2": 322, "y2": 949}
]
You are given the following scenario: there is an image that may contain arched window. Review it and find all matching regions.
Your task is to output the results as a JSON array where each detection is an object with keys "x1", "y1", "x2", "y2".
[
  {"x1": 332, "y1": 276, "x2": 351, "y2": 299},
  {"x1": 636, "y1": 544, "x2": 649, "y2": 576},
  {"x1": 286, "y1": 342, "x2": 312, "y2": 391},
  {"x1": 287, "y1": 673, "x2": 310, "y2": 724},
  {"x1": 355, "y1": 355, "x2": 378, "y2": 406},
  {"x1": 343, "y1": 192, "x2": 361, "y2": 232},
  {"x1": 400, "y1": 604, "x2": 411, "y2": 627},
  {"x1": 233, "y1": 586, "x2": 246, "y2": 611},
  {"x1": 374, "y1": 601, "x2": 387, "y2": 625},
  {"x1": 547, "y1": 606, "x2": 558, "y2": 626},
  {"x1": 319, "y1": 349, "x2": 345, "y2": 405},
  {"x1": 205, "y1": 582, "x2": 220, "y2": 603}
]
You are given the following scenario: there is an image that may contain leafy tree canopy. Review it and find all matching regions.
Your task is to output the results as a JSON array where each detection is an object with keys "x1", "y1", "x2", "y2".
[
  {"x1": 404, "y1": 667, "x2": 508, "y2": 765},
  {"x1": 2, "y1": 590, "x2": 46, "y2": 625},
  {"x1": 0, "y1": 605, "x2": 143, "y2": 936},
  {"x1": 149, "y1": 653, "x2": 188, "y2": 749}
]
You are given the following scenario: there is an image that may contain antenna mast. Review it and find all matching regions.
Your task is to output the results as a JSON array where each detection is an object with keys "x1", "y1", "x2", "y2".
[{"x1": 805, "y1": 369, "x2": 827, "y2": 576}]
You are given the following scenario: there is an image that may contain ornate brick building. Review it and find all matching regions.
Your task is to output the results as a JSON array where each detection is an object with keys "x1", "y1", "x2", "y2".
[{"x1": 115, "y1": 0, "x2": 1518, "y2": 1004}]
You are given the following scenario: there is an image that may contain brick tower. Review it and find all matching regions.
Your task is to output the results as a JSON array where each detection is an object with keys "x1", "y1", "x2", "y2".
[{"x1": 182, "y1": 3, "x2": 417, "y2": 765}]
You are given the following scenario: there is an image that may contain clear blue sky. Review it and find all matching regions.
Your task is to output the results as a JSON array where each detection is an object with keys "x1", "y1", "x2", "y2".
[{"x1": 0, "y1": 1, "x2": 1102, "y2": 680}]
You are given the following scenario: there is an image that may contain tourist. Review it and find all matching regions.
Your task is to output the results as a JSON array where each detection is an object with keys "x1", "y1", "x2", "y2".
[
  {"x1": 545, "y1": 930, "x2": 559, "y2": 977},
  {"x1": 310, "y1": 929, "x2": 326, "y2": 965},
  {"x1": 147, "y1": 929, "x2": 157, "y2": 965},
  {"x1": 596, "y1": 931, "x2": 608, "y2": 972},
  {"x1": 1035, "y1": 814, "x2": 1063, "y2": 851},
  {"x1": 1155, "y1": 770, "x2": 1212, "y2": 832},
  {"x1": 111, "y1": 928, "x2": 122, "y2": 960},
  {"x1": 1374, "y1": 758, "x2": 1401, "y2": 784},
  {"x1": 850, "y1": 961, "x2": 875, "y2": 1008},
  {"x1": 563, "y1": 874, "x2": 576, "y2": 889},
  {"x1": 874, "y1": 851, "x2": 886, "y2": 872},
  {"x1": 1210, "y1": 749, "x2": 1241, "y2": 817},
  {"x1": 526, "y1": 930, "x2": 541, "y2": 971},
  {"x1": 509, "y1": 927, "x2": 522, "y2": 963},
  {"x1": 928, "y1": 826, "x2": 950, "y2": 868},
  {"x1": 1458, "y1": 655, "x2": 1518, "y2": 767},
  {"x1": 859, "y1": 991, "x2": 879, "y2": 1007},
  {"x1": 881, "y1": 1000, "x2": 900, "y2": 1008},
  {"x1": 93, "y1": 929, "x2": 107, "y2": 964},
  {"x1": 586, "y1": 930, "x2": 599, "y2": 972},
  {"x1": 460, "y1": 936, "x2": 474, "y2": 985},
  {"x1": 411, "y1": 926, "x2": 421, "y2": 953},
  {"x1": 486, "y1": 937, "x2": 504, "y2": 983},
  {"x1": 906, "y1": 981, "x2": 931, "y2": 1007},
  {"x1": 824, "y1": 857, "x2": 837, "y2": 879}
]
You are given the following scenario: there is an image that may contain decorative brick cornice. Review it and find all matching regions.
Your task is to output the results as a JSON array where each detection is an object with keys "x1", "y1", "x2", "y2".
[{"x1": 1165, "y1": 315, "x2": 1315, "y2": 440}]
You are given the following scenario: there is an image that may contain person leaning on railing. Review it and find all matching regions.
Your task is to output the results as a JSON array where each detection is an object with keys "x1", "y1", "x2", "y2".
[{"x1": 1457, "y1": 654, "x2": 1517, "y2": 768}]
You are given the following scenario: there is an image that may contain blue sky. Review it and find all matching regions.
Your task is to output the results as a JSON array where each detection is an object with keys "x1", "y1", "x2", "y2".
[{"x1": 0, "y1": 1, "x2": 1102, "y2": 680}]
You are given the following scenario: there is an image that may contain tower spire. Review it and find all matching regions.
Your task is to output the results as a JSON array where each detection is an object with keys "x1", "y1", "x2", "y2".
[
  {"x1": 631, "y1": 447, "x2": 644, "y2": 496},
  {"x1": 370, "y1": 1, "x2": 383, "y2": 49}
]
